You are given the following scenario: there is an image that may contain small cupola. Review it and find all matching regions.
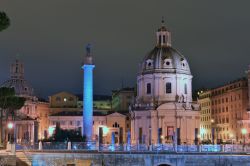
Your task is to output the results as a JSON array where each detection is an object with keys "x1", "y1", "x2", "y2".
[
  {"x1": 10, "y1": 57, "x2": 24, "y2": 79},
  {"x1": 156, "y1": 18, "x2": 171, "y2": 47}
]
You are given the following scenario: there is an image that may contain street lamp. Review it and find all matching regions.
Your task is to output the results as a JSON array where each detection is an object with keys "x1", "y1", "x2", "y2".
[
  {"x1": 197, "y1": 134, "x2": 200, "y2": 145},
  {"x1": 211, "y1": 119, "x2": 215, "y2": 144},
  {"x1": 241, "y1": 128, "x2": 247, "y2": 148},
  {"x1": 7, "y1": 122, "x2": 13, "y2": 143},
  {"x1": 229, "y1": 133, "x2": 234, "y2": 144}
]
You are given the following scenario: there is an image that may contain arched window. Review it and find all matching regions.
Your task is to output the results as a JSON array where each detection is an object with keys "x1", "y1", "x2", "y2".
[
  {"x1": 146, "y1": 83, "x2": 151, "y2": 94},
  {"x1": 112, "y1": 122, "x2": 120, "y2": 128},
  {"x1": 158, "y1": 35, "x2": 162, "y2": 44},
  {"x1": 163, "y1": 35, "x2": 166, "y2": 43},
  {"x1": 166, "y1": 82, "x2": 171, "y2": 93},
  {"x1": 184, "y1": 83, "x2": 187, "y2": 94}
]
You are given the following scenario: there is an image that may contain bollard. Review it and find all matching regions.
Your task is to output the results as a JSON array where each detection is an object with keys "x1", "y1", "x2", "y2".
[
  {"x1": 222, "y1": 145, "x2": 225, "y2": 152},
  {"x1": 38, "y1": 141, "x2": 43, "y2": 150},
  {"x1": 6, "y1": 142, "x2": 11, "y2": 152},
  {"x1": 11, "y1": 143, "x2": 16, "y2": 155},
  {"x1": 67, "y1": 141, "x2": 71, "y2": 150},
  {"x1": 149, "y1": 145, "x2": 152, "y2": 151},
  {"x1": 199, "y1": 145, "x2": 202, "y2": 152},
  {"x1": 123, "y1": 144, "x2": 126, "y2": 151}
]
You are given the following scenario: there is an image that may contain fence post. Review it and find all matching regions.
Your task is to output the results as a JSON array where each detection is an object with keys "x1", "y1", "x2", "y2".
[
  {"x1": 11, "y1": 143, "x2": 16, "y2": 155},
  {"x1": 149, "y1": 144, "x2": 152, "y2": 151},
  {"x1": 221, "y1": 144, "x2": 225, "y2": 152},
  {"x1": 124, "y1": 144, "x2": 127, "y2": 151},
  {"x1": 67, "y1": 141, "x2": 71, "y2": 150},
  {"x1": 6, "y1": 142, "x2": 11, "y2": 152},
  {"x1": 39, "y1": 141, "x2": 42, "y2": 150},
  {"x1": 199, "y1": 145, "x2": 202, "y2": 152}
]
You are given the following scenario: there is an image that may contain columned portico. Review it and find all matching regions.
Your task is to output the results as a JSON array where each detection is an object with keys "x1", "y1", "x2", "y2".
[{"x1": 15, "y1": 120, "x2": 37, "y2": 144}]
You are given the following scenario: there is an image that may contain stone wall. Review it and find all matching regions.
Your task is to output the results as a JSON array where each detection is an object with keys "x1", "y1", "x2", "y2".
[
  {"x1": 0, "y1": 155, "x2": 16, "y2": 166},
  {"x1": 30, "y1": 152, "x2": 250, "y2": 166}
]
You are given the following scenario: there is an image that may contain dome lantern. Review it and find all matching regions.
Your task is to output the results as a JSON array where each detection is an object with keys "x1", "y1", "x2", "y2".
[
  {"x1": 11, "y1": 58, "x2": 24, "y2": 79},
  {"x1": 156, "y1": 18, "x2": 171, "y2": 47}
]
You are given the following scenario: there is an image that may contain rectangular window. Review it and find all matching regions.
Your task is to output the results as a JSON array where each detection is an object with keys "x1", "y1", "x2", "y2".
[
  {"x1": 77, "y1": 121, "x2": 80, "y2": 126},
  {"x1": 184, "y1": 84, "x2": 187, "y2": 94},
  {"x1": 158, "y1": 128, "x2": 162, "y2": 144},
  {"x1": 166, "y1": 82, "x2": 172, "y2": 93},
  {"x1": 177, "y1": 128, "x2": 181, "y2": 145},
  {"x1": 139, "y1": 128, "x2": 143, "y2": 144},
  {"x1": 146, "y1": 83, "x2": 151, "y2": 94}
]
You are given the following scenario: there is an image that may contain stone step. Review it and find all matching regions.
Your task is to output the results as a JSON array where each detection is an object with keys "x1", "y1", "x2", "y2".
[{"x1": 16, "y1": 152, "x2": 32, "y2": 166}]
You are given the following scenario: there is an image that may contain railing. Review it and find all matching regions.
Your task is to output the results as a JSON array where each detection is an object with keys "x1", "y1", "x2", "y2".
[
  {"x1": 15, "y1": 142, "x2": 250, "y2": 153},
  {"x1": 201, "y1": 144, "x2": 221, "y2": 152},
  {"x1": 152, "y1": 144, "x2": 174, "y2": 151},
  {"x1": 42, "y1": 142, "x2": 67, "y2": 150},
  {"x1": 71, "y1": 142, "x2": 96, "y2": 150}
]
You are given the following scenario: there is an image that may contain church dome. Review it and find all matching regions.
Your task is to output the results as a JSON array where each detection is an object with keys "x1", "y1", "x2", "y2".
[
  {"x1": 135, "y1": 20, "x2": 193, "y2": 106},
  {"x1": 140, "y1": 46, "x2": 191, "y2": 75},
  {"x1": 139, "y1": 20, "x2": 191, "y2": 75},
  {"x1": 1, "y1": 79, "x2": 33, "y2": 97},
  {"x1": 1, "y1": 59, "x2": 34, "y2": 98}
]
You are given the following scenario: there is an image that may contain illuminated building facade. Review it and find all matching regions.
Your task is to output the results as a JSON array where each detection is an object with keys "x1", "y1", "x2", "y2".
[
  {"x1": 1, "y1": 58, "x2": 50, "y2": 143},
  {"x1": 112, "y1": 87, "x2": 135, "y2": 112},
  {"x1": 49, "y1": 91, "x2": 78, "y2": 108},
  {"x1": 197, "y1": 90, "x2": 212, "y2": 142},
  {"x1": 82, "y1": 45, "x2": 95, "y2": 142},
  {"x1": 77, "y1": 95, "x2": 112, "y2": 112},
  {"x1": 130, "y1": 21, "x2": 200, "y2": 145},
  {"x1": 199, "y1": 71, "x2": 250, "y2": 144},
  {"x1": 212, "y1": 78, "x2": 249, "y2": 144},
  {"x1": 48, "y1": 111, "x2": 130, "y2": 144}
]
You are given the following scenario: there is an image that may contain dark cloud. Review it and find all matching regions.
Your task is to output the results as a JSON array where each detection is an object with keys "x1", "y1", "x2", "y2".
[{"x1": 1, "y1": 0, "x2": 250, "y2": 98}]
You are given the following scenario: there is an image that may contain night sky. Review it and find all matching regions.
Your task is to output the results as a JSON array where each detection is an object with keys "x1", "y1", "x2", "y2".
[{"x1": 1, "y1": 1, "x2": 250, "y2": 98}]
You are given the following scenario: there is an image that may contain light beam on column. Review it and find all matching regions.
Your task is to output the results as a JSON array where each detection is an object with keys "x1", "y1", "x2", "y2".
[{"x1": 82, "y1": 44, "x2": 95, "y2": 142}]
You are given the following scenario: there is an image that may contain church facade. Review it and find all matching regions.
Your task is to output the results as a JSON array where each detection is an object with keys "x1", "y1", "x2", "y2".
[
  {"x1": 1, "y1": 59, "x2": 50, "y2": 144},
  {"x1": 130, "y1": 21, "x2": 200, "y2": 145}
]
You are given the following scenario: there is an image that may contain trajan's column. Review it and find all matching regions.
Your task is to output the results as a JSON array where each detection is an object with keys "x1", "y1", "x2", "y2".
[{"x1": 82, "y1": 44, "x2": 95, "y2": 142}]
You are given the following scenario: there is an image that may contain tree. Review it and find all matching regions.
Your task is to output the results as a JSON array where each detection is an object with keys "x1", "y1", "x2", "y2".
[
  {"x1": 0, "y1": 11, "x2": 10, "y2": 32},
  {"x1": 0, "y1": 87, "x2": 25, "y2": 145},
  {"x1": 51, "y1": 124, "x2": 84, "y2": 142}
]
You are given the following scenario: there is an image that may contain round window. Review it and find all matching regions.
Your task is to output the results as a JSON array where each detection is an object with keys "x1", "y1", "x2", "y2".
[{"x1": 166, "y1": 61, "x2": 170, "y2": 65}]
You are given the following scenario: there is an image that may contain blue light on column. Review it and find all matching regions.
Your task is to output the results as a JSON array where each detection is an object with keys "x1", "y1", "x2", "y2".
[{"x1": 82, "y1": 64, "x2": 95, "y2": 142}]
